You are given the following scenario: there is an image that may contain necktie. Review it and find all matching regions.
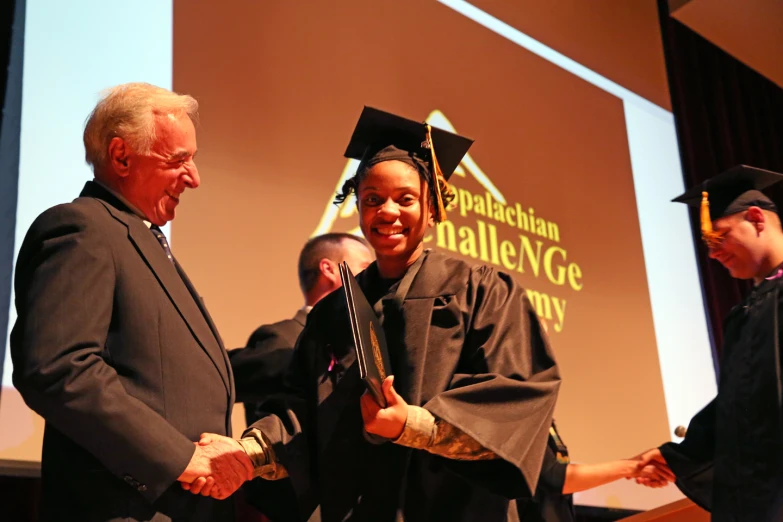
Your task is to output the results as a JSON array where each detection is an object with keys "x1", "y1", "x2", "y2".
[{"x1": 150, "y1": 225, "x2": 174, "y2": 264}]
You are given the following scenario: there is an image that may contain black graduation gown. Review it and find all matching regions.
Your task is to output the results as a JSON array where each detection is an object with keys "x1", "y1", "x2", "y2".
[
  {"x1": 516, "y1": 432, "x2": 573, "y2": 522},
  {"x1": 251, "y1": 251, "x2": 561, "y2": 522},
  {"x1": 660, "y1": 273, "x2": 783, "y2": 521}
]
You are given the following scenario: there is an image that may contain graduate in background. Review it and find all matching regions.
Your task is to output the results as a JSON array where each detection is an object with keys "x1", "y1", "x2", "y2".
[{"x1": 634, "y1": 165, "x2": 783, "y2": 521}]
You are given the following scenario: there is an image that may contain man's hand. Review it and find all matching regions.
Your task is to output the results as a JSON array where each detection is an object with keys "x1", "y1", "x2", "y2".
[
  {"x1": 178, "y1": 433, "x2": 253, "y2": 500},
  {"x1": 361, "y1": 376, "x2": 408, "y2": 439},
  {"x1": 628, "y1": 448, "x2": 675, "y2": 488},
  {"x1": 627, "y1": 462, "x2": 672, "y2": 488}
]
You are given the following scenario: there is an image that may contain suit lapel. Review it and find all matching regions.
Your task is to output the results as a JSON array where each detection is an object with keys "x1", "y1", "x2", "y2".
[
  {"x1": 293, "y1": 309, "x2": 308, "y2": 327},
  {"x1": 174, "y1": 259, "x2": 232, "y2": 394},
  {"x1": 127, "y1": 220, "x2": 231, "y2": 393},
  {"x1": 83, "y1": 182, "x2": 231, "y2": 394}
]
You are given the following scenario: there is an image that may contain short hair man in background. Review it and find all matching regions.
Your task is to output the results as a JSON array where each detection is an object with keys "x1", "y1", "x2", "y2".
[{"x1": 230, "y1": 232, "x2": 372, "y2": 426}]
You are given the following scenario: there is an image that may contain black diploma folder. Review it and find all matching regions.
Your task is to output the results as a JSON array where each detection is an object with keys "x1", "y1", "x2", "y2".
[{"x1": 339, "y1": 261, "x2": 392, "y2": 408}]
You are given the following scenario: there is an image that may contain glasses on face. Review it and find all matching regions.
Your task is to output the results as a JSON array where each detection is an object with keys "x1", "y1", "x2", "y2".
[{"x1": 702, "y1": 229, "x2": 729, "y2": 250}]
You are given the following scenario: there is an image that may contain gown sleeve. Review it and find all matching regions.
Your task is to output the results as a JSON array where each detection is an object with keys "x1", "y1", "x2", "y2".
[
  {"x1": 423, "y1": 266, "x2": 561, "y2": 499},
  {"x1": 659, "y1": 399, "x2": 715, "y2": 511}
]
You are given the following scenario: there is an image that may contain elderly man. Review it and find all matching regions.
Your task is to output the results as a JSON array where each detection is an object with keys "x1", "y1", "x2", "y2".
[
  {"x1": 230, "y1": 233, "x2": 372, "y2": 426},
  {"x1": 637, "y1": 165, "x2": 783, "y2": 521},
  {"x1": 11, "y1": 82, "x2": 251, "y2": 521}
]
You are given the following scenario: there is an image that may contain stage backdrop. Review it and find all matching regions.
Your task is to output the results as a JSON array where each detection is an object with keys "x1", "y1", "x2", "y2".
[{"x1": 0, "y1": 0, "x2": 716, "y2": 511}]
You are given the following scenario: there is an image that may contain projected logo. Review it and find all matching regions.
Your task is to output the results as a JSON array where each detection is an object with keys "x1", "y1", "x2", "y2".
[{"x1": 312, "y1": 110, "x2": 583, "y2": 333}]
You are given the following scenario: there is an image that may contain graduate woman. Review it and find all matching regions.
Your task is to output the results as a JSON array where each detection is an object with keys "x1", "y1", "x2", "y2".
[{"x1": 245, "y1": 107, "x2": 561, "y2": 522}]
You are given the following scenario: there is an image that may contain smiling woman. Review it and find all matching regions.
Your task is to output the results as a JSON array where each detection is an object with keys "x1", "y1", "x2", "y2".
[
  {"x1": 355, "y1": 161, "x2": 432, "y2": 278},
  {"x1": 335, "y1": 106, "x2": 471, "y2": 277},
  {"x1": 244, "y1": 106, "x2": 561, "y2": 521}
]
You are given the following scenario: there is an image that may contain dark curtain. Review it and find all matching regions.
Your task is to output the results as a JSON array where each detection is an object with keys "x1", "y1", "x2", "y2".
[
  {"x1": 0, "y1": 0, "x2": 14, "y2": 114},
  {"x1": 658, "y1": 0, "x2": 783, "y2": 360},
  {"x1": 0, "y1": 0, "x2": 24, "y2": 395}
]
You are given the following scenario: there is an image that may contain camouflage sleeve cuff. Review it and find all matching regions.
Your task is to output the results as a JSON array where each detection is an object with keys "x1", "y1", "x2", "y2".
[
  {"x1": 393, "y1": 405, "x2": 437, "y2": 449},
  {"x1": 393, "y1": 405, "x2": 498, "y2": 461},
  {"x1": 238, "y1": 428, "x2": 289, "y2": 480}
]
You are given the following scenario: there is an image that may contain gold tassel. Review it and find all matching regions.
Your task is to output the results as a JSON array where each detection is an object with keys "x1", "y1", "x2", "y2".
[
  {"x1": 700, "y1": 191, "x2": 724, "y2": 248},
  {"x1": 700, "y1": 191, "x2": 712, "y2": 237},
  {"x1": 425, "y1": 124, "x2": 448, "y2": 223}
]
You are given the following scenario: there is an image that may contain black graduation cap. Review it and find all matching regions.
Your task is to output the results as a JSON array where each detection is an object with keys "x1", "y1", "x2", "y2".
[
  {"x1": 344, "y1": 106, "x2": 473, "y2": 180},
  {"x1": 343, "y1": 106, "x2": 473, "y2": 222},
  {"x1": 673, "y1": 165, "x2": 783, "y2": 219},
  {"x1": 672, "y1": 164, "x2": 783, "y2": 247}
]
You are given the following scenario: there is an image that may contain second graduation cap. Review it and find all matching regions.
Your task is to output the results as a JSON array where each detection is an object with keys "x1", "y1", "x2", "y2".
[
  {"x1": 344, "y1": 106, "x2": 473, "y2": 222},
  {"x1": 672, "y1": 164, "x2": 783, "y2": 247}
]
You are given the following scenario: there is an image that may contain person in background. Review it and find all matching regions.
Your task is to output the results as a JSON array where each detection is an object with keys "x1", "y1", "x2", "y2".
[
  {"x1": 230, "y1": 232, "x2": 372, "y2": 426},
  {"x1": 230, "y1": 233, "x2": 372, "y2": 521},
  {"x1": 635, "y1": 165, "x2": 783, "y2": 521}
]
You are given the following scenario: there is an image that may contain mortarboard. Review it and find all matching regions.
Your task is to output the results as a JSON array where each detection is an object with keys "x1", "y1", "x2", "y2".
[
  {"x1": 344, "y1": 106, "x2": 473, "y2": 222},
  {"x1": 672, "y1": 164, "x2": 783, "y2": 248}
]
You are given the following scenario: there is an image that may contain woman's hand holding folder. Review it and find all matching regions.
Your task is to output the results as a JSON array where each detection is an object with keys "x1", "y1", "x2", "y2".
[{"x1": 360, "y1": 375, "x2": 408, "y2": 440}]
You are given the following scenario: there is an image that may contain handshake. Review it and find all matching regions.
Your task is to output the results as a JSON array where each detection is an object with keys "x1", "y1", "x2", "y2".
[
  {"x1": 626, "y1": 448, "x2": 675, "y2": 488},
  {"x1": 174, "y1": 433, "x2": 676, "y2": 500},
  {"x1": 177, "y1": 433, "x2": 254, "y2": 500},
  {"x1": 562, "y1": 447, "x2": 675, "y2": 495}
]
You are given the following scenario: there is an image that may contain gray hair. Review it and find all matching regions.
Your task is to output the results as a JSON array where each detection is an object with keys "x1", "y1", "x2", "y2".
[{"x1": 83, "y1": 82, "x2": 198, "y2": 171}]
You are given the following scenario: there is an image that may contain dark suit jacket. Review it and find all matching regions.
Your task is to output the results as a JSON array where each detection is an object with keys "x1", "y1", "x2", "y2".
[
  {"x1": 10, "y1": 182, "x2": 235, "y2": 522},
  {"x1": 228, "y1": 312, "x2": 305, "y2": 521},
  {"x1": 229, "y1": 310, "x2": 306, "y2": 426}
]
